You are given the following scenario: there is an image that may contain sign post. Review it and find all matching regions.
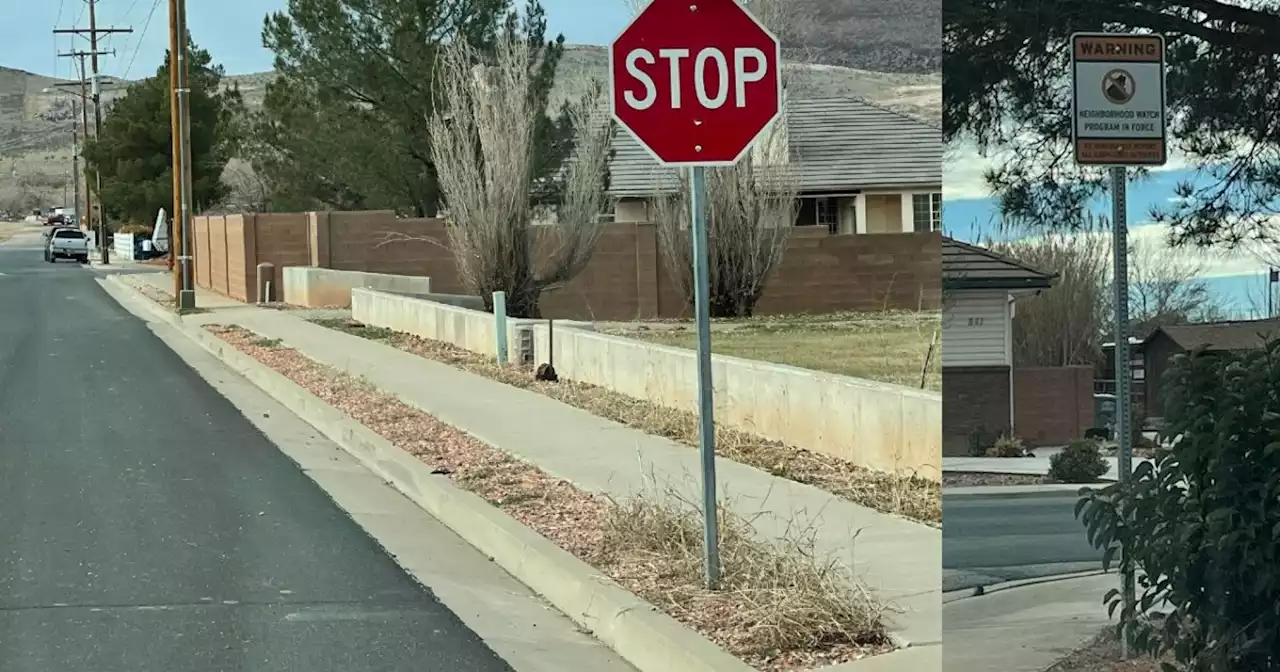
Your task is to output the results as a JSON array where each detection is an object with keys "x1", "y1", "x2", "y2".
[
  {"x1": 1071, "y1": 31, "x2": 1167, "y2": 659},
  {"x1": 610, "y1": 0, "x2": 782, "y2": 590}
]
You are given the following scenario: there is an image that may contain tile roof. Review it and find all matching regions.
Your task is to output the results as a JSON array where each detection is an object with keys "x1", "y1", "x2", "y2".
[
  {"x1": 1150, "y1": 319, "x2": 1280, "y2": 351},
  {"x1": 942, "y1": 237, "x2": 1058, "y2": 290},
  {"x1": 608, "y1": 97, "x2": 942, "y2": 197}
]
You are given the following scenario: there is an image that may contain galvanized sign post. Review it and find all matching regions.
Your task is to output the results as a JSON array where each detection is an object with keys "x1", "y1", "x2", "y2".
[{"x1": 1071, "y1": 31, "x2": 1168, "y2": 658}]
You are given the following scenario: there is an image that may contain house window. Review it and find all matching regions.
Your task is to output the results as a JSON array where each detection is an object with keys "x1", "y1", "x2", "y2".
[
  {"x1": 912, "y1": 193, "x2": 941, "y2": 232},
  {"x1": 816, "y1": 197, "x2": 838, "y2": 233}
]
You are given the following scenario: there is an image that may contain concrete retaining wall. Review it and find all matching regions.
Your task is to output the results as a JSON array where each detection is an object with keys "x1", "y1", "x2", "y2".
[
  {"x1": 530, "y1": 325, "x2": 941, "y2": 479},
  {"x1": 283, "y1": 267, "x2": 435, "y2": 307},
  {"x1": 351, "y1": 288, "x2": 529, "y2": 362},
  {"x1": 354, "y1": 291, "x2": 941, "y2": 479}
]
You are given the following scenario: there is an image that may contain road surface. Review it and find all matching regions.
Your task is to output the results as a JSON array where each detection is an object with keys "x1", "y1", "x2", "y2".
[
  {"x1": 0, "y1": 231, "x2": 521, "y2": 670},
  {"x1": 943, "y1": 490, "x2": 1105, "y2": 592}
]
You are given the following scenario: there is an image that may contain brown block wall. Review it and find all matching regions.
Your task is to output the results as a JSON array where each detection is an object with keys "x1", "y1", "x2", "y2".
[
  {"x1": 192, "y1": 210, "x2": 942, "y2": 320},
  {"x1": 943, "y1": 365, "x2": 1011, "y2": 456},
  {"x1": 1014, "y1": 366, "x2": 1095, "y2": 446}
]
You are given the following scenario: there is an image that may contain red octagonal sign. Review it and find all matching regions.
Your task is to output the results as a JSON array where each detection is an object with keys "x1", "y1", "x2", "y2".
[{"x1": 609, "y1": 0, "x2": 782, "y2": 166}]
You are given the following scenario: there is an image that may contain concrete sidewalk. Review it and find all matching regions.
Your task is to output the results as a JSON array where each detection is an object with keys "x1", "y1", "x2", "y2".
[
  {"x1": 945, "y1": 446, "x2": 1152, "y2": 481},
  {"x1": 137, "y1": 285, "x2": 940, "y2": 650},
  {"x1": 944, "y1": 574, "x2": 1115, "y2": 672}
]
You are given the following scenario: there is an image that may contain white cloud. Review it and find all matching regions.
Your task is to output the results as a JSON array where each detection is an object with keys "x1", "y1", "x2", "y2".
[
  {"x1": 1009, "y1": 221, "x2": 1269, "y2": 280},
  {"x1": 943, "y1": 139, "x2": 1199, "y2": 202}
]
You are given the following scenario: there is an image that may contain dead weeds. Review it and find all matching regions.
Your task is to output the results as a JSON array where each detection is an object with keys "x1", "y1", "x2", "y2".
[
  {"x1": 310, "y1": 317, "x2": 941, "y2": 527},
  {"x1": 208, "y1": 324, "x2": 891, "y2": 670},
  {"x1": 1046, "y1": 628, "x2": 1170, "y2": 672}
]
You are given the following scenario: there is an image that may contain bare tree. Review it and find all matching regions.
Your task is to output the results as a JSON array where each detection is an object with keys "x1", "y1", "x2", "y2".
[
  {"x1": 987, "y1": 228, "x2": 1110, "y2": 367},
  {"x1": 1127, "y1": 236, "x2": 1222, "y2": 334},
  {"x1": 219, "y1": 159, "x2": 270, "y2": 214},
  {"x1": 429, "y1": 37, "x2": 614, "y2": 318},
  {"x1": 650, "y1": 126, "x2": 798, "y2": 318}
]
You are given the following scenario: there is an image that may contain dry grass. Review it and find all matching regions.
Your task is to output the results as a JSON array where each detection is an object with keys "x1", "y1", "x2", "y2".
[
  {"x1": 208, "y1": 324, "x2": 892, "y2": 670},
  {"x1": 310, "y1": 317, "x2": 941, "y2": 527},
  {"x1": 0, "y1": 221, "x2": 39, "y2": 243},
  {"x1": 1046, "y1": 628, "x2": 1171, "y2": 672},
  {"x1": 610, "y1": 311, "x2": 941, "y2": 391}
]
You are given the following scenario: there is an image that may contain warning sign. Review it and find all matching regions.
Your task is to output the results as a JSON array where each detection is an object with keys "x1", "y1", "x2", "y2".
[{"x1": 1071, "y1": 33, "x2": 1167, "y2": 167}]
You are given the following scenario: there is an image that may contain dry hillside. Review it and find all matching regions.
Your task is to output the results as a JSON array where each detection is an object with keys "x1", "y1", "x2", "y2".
[{"x1": 1, "y1": 40, "x2": 940, "y2": 212}]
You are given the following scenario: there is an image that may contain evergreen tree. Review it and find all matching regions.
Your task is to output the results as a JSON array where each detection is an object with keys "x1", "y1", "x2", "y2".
[
  {"x1": 83, "y1": 37, "x2": 243, "y2": 226},
  {"x1": 249, "y1": 0, "x2": 573, "y2": 217},
  {"x1": 944, "y1": 0, "x2": 1280, "y2": 246}
]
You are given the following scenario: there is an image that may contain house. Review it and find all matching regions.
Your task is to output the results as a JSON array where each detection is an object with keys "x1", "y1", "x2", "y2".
[
  {"x1": 606, "y1": 97, "x2": 942, "y2": 234},
  {"x1": 1140, "y1": 319, "x2": 1280, "y2": 420},
  {"x1": 942, "y1": 238, "x2": 1060, "y2": 454}
]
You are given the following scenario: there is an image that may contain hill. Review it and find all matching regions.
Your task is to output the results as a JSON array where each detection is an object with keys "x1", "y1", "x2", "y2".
[{"x1": 0, "y1": 44, "x2": 940, "y2": 213}]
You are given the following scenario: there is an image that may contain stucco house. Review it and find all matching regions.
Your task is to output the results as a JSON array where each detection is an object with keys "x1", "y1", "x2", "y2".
[
  {"x1": 606, "y1": 97, "x2": 942, "y2": 234},
  {"x1": 942, "y1": 238, "x2": 1060, "y2": 454}
]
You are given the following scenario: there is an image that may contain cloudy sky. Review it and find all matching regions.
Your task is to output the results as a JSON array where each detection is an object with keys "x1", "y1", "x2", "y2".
[{"x1": 942, "y1": 142, "x2": 1277, "y2": 318}]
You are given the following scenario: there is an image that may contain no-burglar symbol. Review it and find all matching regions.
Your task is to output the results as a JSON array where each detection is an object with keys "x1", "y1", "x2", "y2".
[{"x1": 1102, "y1": 69, "x2": 1135, "y2": 105}]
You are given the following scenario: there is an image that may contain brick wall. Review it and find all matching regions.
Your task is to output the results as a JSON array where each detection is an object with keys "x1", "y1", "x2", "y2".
[
  {"x1": 943, "y1": 366, "x2": 1011, "y2": 456},
  {"x1": 1013, "y1": 365, "x2": 1095, "y2": 446},
  {"x1": 193, "y1": 210, "x2": 941, "y2": 319}
]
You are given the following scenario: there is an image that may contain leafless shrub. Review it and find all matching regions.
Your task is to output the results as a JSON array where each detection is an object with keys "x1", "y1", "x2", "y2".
[
  {"x1": 428, "y1": 37, "x2": 613, "y2": 318},
  {"x1": 650, "y1": 124, "x2": 799, "y2": 318},
  {"x1": 595, "y1": 474, "x2": 888, "y2": 663}
]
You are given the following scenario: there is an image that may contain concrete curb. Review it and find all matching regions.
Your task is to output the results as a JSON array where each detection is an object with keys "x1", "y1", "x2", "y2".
[
  {"x1": 101, "y1": 275, "x2": 922, "y2": 671},
  {"x1": 942, "y1": 569, "x2": 1111, "y2": 603},
  {"x1": 943, "y1": 484, "x2": 1104, "y2": 498}
]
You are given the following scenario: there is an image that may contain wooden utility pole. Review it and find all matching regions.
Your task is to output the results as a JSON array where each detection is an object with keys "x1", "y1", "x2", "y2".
[
  {"x1": 169, "y1": 0, "x2": 195, "y2": 309},
  {"x1": 55, "y1": 0, "x2": 131, "y2": 263}
]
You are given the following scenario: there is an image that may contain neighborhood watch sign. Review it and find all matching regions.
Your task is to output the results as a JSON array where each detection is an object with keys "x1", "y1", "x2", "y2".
[{"x1": 1070, "y1": 33, "x2": 1168, "y2": 167}]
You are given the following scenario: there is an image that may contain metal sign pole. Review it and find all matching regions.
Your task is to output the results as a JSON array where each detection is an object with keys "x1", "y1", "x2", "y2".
[
  {"x1": 1111, "y1": 165, "x2": 1136, "y2": 658},
  {"x1": 689, "y1": 165, "x2": 721, "y2": 590}
]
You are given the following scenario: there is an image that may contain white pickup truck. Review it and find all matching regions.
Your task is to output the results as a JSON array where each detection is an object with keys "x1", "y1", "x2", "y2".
[{"x1": 44, "y1": 227, "x2": 90, "y2": 264}]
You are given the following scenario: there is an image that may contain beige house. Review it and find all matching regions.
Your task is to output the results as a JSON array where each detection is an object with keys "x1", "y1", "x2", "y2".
[{"x1": 607, "y1": 97, "x2": 942, "y2": 234}]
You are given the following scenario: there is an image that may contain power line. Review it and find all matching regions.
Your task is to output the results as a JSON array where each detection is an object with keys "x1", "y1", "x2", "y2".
[
  {"x1": 123, "y1": 0, "x2": 163, "y2": 80},
  {"x1": 109, "y1": 0, "x2": 144, "y2": 74}
]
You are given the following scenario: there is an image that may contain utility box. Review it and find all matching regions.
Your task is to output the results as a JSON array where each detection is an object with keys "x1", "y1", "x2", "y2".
[{"x1": 256, "y1": 262, "x2": 275, "y2": 303}]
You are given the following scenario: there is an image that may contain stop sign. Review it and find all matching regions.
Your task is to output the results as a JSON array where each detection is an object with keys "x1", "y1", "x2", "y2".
[{"x1": 609, "y1": 0, "x2": 782, "y2": 166}]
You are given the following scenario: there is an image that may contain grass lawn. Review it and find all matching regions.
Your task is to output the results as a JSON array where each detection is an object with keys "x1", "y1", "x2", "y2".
[{"x1": 617, "y1": 310, "x2": 941, "y2": 391}]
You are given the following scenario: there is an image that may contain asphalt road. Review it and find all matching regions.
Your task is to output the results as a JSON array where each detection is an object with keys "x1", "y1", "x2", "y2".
[
  {"x1": 943, "y1": 490, "x2": 1106, "y2": 592},
  {"x1": 0, "y1": 231, "x2": 514, "y2": 670}
]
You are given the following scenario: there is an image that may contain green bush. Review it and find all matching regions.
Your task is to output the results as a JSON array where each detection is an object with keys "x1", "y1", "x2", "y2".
[
  {"x1": 986, "y1": 435, "x2": 1027, "y2": 457},
  {"x1": 1076, "y1": 342, "x2": 1280, "y2": 669},
  {"x1": 1047, "y1": 440, "x2": 1108, "y2": 483}
]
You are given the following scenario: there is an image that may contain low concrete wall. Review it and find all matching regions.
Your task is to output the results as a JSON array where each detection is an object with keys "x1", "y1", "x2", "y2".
[
  {"x1": 113, "y1": 233, "x2": 137, "y2": 261},
  {"x1": 283, "y1": 267, "x2": 435, "y2": 308},
  {"x1": 353, "y1": 290, "x2": 941, "y2": 479},
  {"x1": 352, "y1": 288, "x2": 528, "y2": 362},
  {"x1": 530, "y1": 325, "x2": 941, "y2": 480}
]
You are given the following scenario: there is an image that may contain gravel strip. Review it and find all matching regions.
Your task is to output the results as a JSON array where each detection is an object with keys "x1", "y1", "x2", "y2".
[
  {"x1": 942, "y1": 472, "x2": 1050, "y2": 487},
  {"x1": 311, "y1": 318, "x2": 941, "y2": 527},
  {"x1": 207, "y1": 324, "x2": 891, "y2": 671}
]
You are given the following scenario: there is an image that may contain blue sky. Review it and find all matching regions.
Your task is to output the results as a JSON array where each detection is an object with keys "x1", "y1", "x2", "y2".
[
  {"x1": 4, "y1": 0, "x2": 634, "y2": 81},
  {"x1": 943, "y1": 151, "x2": 1276, "y2": 318}
]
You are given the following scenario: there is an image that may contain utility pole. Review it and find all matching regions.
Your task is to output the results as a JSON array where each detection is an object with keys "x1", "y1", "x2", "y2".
[
  {"x1": 71, "y1": 102, "x2": 82, "y2": 230},
  {"x1": 55, "y1": 0, "x2": 131, "y2": 264},
  {"x1": 169, "y1": 0, "x2": 195, "y2": 309}
]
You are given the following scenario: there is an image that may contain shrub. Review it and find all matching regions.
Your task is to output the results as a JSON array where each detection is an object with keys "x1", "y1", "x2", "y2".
[
  {"x1": 1076, "y1": 342, "x2": 1280, "y2": 669},
  {"x1": 967, "y1": 425, "x2": 1001, "y2": 456},
  {"x1": 1048, "y1": 440, "x2": 1108, "y2": 483},
  {"x1": 116, "y1": 222, "x2": 154, "y2": 236},
  {"x1": 985, "y1": 434, "x2": 1027, "y2": 457}
]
